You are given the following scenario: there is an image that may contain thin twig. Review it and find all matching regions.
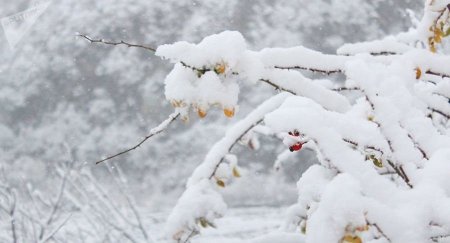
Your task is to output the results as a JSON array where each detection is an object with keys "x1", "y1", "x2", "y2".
[
  {"x1": 259, "y1": 78, "x2": 296, "y2": 95},
  {"x1": 95, "y1": 112, "x2": 180, "y2": 164},
  {"x1": 77, "y1": 33, "x2": 230, "y2": 76},
  {"x1": 340, "y1": 51, "x2": 399, "y2": 56},
  {"x1": 332, "y1": 87, "x2": 361, "y2": 92},
  {"x1": 76, "y1": 33, "x2": 156, "y2": 52},
  {"x1": 342, "y1": 138, "x2": 385, "y2": 155},
  {"x1": 400, "y1": 125, "x2": 429, "y2": 160},
  {"x1": 426, "y1": 70, "x2": 450, "y2": 79},
  {"x1": 386, "y1": 160, "x2": 413, "y2": 188},
  {"x1": 429, "y1": 107, "x2": 450, "y2": 120},
  {"x1": 274, "y1": 65, "x2": 342, "y2": 75},
  {"x1": 366, "y1": 220, "x2": 391, "y2": 242}
]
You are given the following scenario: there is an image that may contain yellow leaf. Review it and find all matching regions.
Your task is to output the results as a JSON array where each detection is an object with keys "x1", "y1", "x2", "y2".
[
  {"x1": 197, "y1": 108, "x2": 207, "y2": 118},
  {"x1": 232, "y1": 167, "x2": 241, "y2": 178},
  {"x1": 430, "y1": 44, "x2": 436, "y2": 53},
  {"x1": 214, "y1": 62, "x2": 226, "y2": 74},
  {"x1": 434, "y1": 27, "x2": 443, "y2": 43},
  {"x1": 224, "y1": 107, "x2": 235, "y2": 118},
  {"x1": 216, "y1": 179, "x2": 225, "y2": 188},
  {"x1": 415, "y1": 67, "x2": 422, "y2": 79},
  {"x1": 428, "y1": 37, "x2": 436, "y2": 53},
  {"x1": 372, "y1": 157, "x2": 383, "y2": 168},
  {"x1": 342, "y1": 235, "x2": 362, "y2": 243}
]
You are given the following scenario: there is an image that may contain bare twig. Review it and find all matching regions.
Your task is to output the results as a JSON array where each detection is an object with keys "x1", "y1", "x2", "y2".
[
  {"x1": 259, "y1": 78, "x2": 297, "y2": 95},
  {"x1": 425, "y1": 70, "x2": 450, "y2": 79},
  {"x1": 95, "y1": 112, "x2": 180, "y2": 164},
  {"x1": 340, "y1": 51, "x2": 400, "y2": 56},
  {"x1": 429, "y1": 107, "x2": 450, "y2": 120},
  {"x1": 342, "y1": 138, "x2": 385, "y2": 155},
  {"x1": 76, "y1": 33, "x2": 156, "y2": 52},
  {"x1": 332, "y1": 87, "x2": 361, "y2": 92},
  {"x1": 274, "y1": 65, "x2": 342, "y2": 75},
  {"x1": 386, "y1": 160, "x2": 413, "y2": 188},
  {"x1": 400, "y1": 124, "x2": 429, "y2": 160},
  {"x1": 370, "y1": 51, "x2": 399, "y2": 56},
  {"x1": 366, "y1": 219, "x2": 391, "y2": 242}
]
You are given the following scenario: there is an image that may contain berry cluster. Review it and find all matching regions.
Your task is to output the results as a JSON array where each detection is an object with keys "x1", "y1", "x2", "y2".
[{"x1": 287, "y1": 130, "x2": 303, "y2": 152}]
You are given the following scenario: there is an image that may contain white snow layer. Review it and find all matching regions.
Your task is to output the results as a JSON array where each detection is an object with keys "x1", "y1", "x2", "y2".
[{"x1": 159, "y1": 3, "x2": 450, "y2": 241}]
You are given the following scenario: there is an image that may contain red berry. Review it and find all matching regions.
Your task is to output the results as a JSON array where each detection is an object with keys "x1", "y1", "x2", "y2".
[{"x1": 289, "y1": 143, "x2": 302, "y2": 152}]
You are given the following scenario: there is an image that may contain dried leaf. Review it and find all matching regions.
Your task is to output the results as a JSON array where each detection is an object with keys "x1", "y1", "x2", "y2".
[
  {"x1": 342, "y1": 235, "x2": 362, "y2": 243},
  {"x1": 197, "y1": 109, "x2": 207, "y2": 118},
  {"x1": 415, "y1": 67, "x2": 422, "y2": 79},
  {"x1": 214, "y1": 62, "x2": 226, "y2": 74},
  {"x1": 232, "y1": 166, "x2": 241, "y2": 178},
  {"x1": 300, "y1": 221, "x2": 307, "y2": 234},
  {"x1": 216, "y1": 179, "x2": 225, "y2": 187},
  {"x1": 248, "y1": 138, "x2": 255, "y2": 150},
  {"x1": 434, "y1": 27, "x2": 443, "y2": 43},
  {"x1": 199, "y1": 218, "x2": 209, "y2": 228},
  {"x1": 428, "y1": 37, "x2": 437, "y2": 53},
  {"x1": 224, "y1": 107, "x2": 235, "y2": 118},
  {"x1": 371, "y1": 156, "x2": 383, "y2": 168}
]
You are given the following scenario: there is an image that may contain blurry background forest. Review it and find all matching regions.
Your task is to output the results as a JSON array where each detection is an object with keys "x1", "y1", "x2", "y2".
[{"x1": 0, "y1": 0, "x2": 422, "y2": 236}]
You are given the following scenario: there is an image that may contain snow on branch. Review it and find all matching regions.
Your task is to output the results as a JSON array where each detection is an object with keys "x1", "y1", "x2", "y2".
[
  {"x1": 166, "y1": 92, "x2": 290, "y2": 242},
  {"x1": 77, "y1": 1, "x2": 450, "y2": 242}
]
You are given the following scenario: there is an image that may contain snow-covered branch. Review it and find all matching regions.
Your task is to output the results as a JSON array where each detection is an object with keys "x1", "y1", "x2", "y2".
[
  {"x1": 166, "y1": 93, "x2": 290, "y2": 242},
  {"x1": 77, "y1": 1, "x2": 450, "y2": 242}
]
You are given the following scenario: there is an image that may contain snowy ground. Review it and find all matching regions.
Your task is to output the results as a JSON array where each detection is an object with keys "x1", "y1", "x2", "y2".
[{"x1": 147, "y1": 206, "x2": 288, "y2": 243}]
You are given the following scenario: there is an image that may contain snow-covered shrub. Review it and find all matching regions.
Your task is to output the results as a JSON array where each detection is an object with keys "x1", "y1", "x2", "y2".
[{"x1": 156, "y1": 1, "x2": 450, "y2": 242}]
